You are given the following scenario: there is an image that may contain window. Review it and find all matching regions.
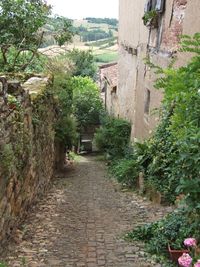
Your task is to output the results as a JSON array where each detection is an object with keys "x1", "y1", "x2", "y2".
[
  {"x1": 144, "y1": 0, "x2": 165, "y2": 13},
  {"x1": 111, "y1": 86, "x2": 117, "y2": 94},
  {"x1": 144, "y1": 89, "x2": 151, "y2": 115},
  {"x1": 155, "y1": 0, "x2": 165, "y2": 13},
  {"x1": 144, "y1": 0, "x2": 151, "y2": 12}
]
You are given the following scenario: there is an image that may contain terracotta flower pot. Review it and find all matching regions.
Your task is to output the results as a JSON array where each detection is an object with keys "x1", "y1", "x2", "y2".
[{"x1": 168, "y1": 244, "x2": 189, "y2": 263}]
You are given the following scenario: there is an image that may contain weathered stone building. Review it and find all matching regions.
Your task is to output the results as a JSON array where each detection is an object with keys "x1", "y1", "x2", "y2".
[
  {"x1": 117, "y1": 0, "x2": 200, "y2": 140},
  {"x1": 99, "y1": 63, "x2": 119, "y2": 116}
]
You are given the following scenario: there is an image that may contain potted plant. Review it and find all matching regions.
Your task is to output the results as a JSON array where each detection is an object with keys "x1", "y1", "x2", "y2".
[
  {"x1": 168, "y1": 244, "x2": 189, "y2": 263},
  {"x1": 142, "y1": 10, "x2": 159, "y2": 28},
  {"x1": 169, "y1": 238, "x2": 200, "y2": 267}
]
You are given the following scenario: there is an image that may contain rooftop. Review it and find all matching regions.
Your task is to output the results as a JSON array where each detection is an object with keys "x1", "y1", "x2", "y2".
[{"x1": 99, "y1": 62, "x2": 118, "y2": 87}]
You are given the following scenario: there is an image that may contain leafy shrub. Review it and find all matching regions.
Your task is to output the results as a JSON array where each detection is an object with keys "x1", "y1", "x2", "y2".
[
  {"x1": 144, "y1": 109, "x2": 180, "y2": 203},
  {"x1": 110, "y1": 142, "x2": 151, "y2": 186},
  {"x1": 176, "y1": 129, "x2": 200, "y2": 217},
  {"x1": 52, "y1": 71, "x2": 78, "y2": 147},
  {"x1": 71, "y1": 76, "x2": 103, "y2": 129},
  {"x1": 94, "y1": 115, "x2": 131, "y2": 158},
  {"x1": 110, "y1": 159, "x2": 139, "y2": 186},
  {"x1": 67, "y1": 49, "x2": 97, "y2": 80},
  {"x1": 126, "y1": 208, "x2": 200, "y2": 255}
]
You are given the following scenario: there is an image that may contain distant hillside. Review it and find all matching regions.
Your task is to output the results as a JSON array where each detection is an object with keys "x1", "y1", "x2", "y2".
[
  {"x1": 41, "y1": 17, "x2": 118, "y2": 65},
  {"x1": 85, "y1": 17, "x2": 118, "y2": 27},
  {"x1": 73, "y1": 18, "x2": 118, "y2": 42},
  {"x1": 73, "y1": 18, "x2": 118, "y2": 64}
]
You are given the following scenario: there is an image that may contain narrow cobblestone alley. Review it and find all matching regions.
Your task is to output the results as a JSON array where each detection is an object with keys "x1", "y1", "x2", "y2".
[{"x1": 2, "y1": 156, "x2": 171, "y2": 267}]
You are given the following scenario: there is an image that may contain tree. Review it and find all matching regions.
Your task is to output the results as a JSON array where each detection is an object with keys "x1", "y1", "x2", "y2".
[
  {"x1": 70, "y1": 76, "x2": 103, "y2": 129},
  {"x1": 0, "y1": 0, "x2": 51, "y2": 71},
  {"x1": 0, "y1": 1, "x2": 74, "y2": 72},
  {"x1": 45, "y1": 16, "x2": 74, "y2": 47},
  {"x1": 67, "y1": 49, "x2": 97, "y2": 80}
]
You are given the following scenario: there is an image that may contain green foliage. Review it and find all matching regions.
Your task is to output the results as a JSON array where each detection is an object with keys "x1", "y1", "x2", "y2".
[
  {"x1": 53, "y1": 74, "x2": 78, "y2": 147},
  {"x1": 0, "y1": 262, "x2": 8, "y2": 267},
  {"x1": 176, "y1": 129, "x2": 200, "y2": 213},
  {"x1": 0, "y1": 0, "x2": 51, "y2": 71},
  {"x1": 0, "y1": 143, "x2": 15, "y2": 175},
  {"x1": 110, "y1": 159, "x2": 140, "y2": 187},
  {"x1": 126, "y1": 208, "x2": 200, "y2": 260},
  {"x1": 94, "y1": 115, "x2": 131, "y2": 158},
  {"x1": 142, "y1": 10, "x2": 158, "y2": 26},
  {"x1": 110, "y1": 142, "x2": 151, "y2": 186},
  {"x1": 45, "y1": 53, "x2": 73, "y2": 75},
  {"x1": 143, "y1": 110, "x2": 179, "y2": 203},
  {"x1": 46, "y1": 53, "x2": 101, "y2": 147},
  {"x1": 7, "y1": 94, "x2": 20, "y2": 108},
  {"x1": 71, "y1": 76, "x2": 103, "y2": 129},
  {"x1": 151, "y1": 35, "x2": 200, "y2": 206},
  {"x1": 180, "y1": 33, "x2": 200, "y2": 54},
  {"x1": 0, "y1": 0, "x2": 50, "y2": 47},
  {"x1": 67, "y1": 49, "x2": 97, "y2": 80},
  {"x1": 52, "y1": 16, "x2": 74, "y2": 46},
  {"x1": 0, "y1": 1, "x2": 74, "y2": 72}
]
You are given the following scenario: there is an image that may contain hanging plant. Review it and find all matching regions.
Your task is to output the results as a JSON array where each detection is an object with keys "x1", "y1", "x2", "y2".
[{"x1": 142, "y1": 10, "x2": 159, "y2": 28}]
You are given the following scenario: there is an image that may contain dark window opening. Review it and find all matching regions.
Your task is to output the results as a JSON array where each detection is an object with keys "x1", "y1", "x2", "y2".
[
  {"x1": 111, "y1": 86, "x2": 117, "y2": 94},
  {"x1": 144, "y1": 0, "x2": 165, "y2": 13},
  {"x1": 102, "y1": 80, "x2": 107, "y2": 93},
  {"x1": 155, "y1": 0, "x2": 165, "y2": 13},
  {"x1": 144, "y1": 89, "x2": 151, "y2": 115}
]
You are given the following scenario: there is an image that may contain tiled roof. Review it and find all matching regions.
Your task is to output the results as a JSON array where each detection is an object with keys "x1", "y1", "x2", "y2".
[{"x1": 99, "y1": 62, "x2": 118, "y2": 87}]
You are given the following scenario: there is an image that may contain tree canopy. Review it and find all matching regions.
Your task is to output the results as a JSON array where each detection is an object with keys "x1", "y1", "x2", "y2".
[
  {"x1": 0, "y1": 0, "x2": 51, "y2": 71},
  {"x1": 67, "y1": 49, "x2": 97, "y2": 80},
  {"x1": 71, "y1": 76, "x2": 103, "y2": 129},
  {"x1": 0, "y1": 0, "x2": 74, "y2": 72}
]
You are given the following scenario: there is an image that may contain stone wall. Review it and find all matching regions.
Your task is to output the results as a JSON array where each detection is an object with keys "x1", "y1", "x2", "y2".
[{"x1": 0, "y1": 75, "x2": 56, "y2": 249}]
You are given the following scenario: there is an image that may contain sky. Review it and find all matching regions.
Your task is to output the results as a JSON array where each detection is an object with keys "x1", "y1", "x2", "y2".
[{"x1": 46, "y1": 0, "x2": 118, "y2": 19}]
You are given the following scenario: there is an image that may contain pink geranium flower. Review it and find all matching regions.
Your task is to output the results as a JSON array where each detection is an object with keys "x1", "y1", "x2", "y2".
[
  {"x1": 184, "y1": 238, "x2": 197, "y2": 247},
  {"x1": 178, "y1": 253, "x2": 192, "y2": 267},
  {"x1": 194, "y1": 260, "x2": 200, "y2": 267}
]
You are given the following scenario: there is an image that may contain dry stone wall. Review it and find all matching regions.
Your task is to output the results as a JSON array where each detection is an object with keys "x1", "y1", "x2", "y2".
[{"x1": 0, "y1": 75, "x2": 56, "y2": 250}]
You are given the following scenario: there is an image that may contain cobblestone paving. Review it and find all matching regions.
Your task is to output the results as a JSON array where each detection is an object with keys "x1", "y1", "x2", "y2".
[{"x1": 2, "y1": 156, "x2": 172, "y2": 267}]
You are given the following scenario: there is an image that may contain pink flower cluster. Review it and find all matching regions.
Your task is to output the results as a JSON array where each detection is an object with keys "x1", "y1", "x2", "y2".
[
  {"x1": 178, "y1": 253, "x2": 192, "y2": 267},
  {"x1": 178, "y1": 238, "x2": 200, "y2": 267},
  {"x1": 184, "y1": 238, "x2": 197, "y2": 247}
]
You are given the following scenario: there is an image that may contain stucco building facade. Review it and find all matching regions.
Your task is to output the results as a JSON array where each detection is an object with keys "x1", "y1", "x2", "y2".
[{"x1": 117, "y1": 0, "x2": 200, "y2": 140}]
